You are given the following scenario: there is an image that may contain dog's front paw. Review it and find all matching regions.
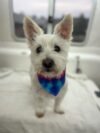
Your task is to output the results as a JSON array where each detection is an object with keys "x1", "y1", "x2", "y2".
[
  {"x1": 54, "y1": 108, "x2": 65, "y2": 114},
  {"x1": 35, "y1": 112, "x2": 45, "y2": 118}
]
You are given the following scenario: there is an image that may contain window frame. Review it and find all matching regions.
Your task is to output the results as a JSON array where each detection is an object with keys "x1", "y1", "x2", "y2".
[
  {"x1": 9, "y1": 0, "x2": 97, "y2": 46},
  {"x1": 72, "y1": 0, "x2": 97, "y2": 46}
]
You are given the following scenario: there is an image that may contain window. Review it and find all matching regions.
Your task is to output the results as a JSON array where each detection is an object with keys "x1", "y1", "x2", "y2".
[
  {"x1": 11, "y1": 0, "x2": 96, "y2": 44},
  {"x1": 12, "y1": 0, "x2": 48, "y2": 38},
  {"x1": 54, "y1": 0, "x2": 95, "y2": 43}
]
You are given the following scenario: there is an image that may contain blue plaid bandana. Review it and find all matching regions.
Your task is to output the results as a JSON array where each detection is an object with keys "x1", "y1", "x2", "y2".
[{"x1": 37, "y1": 70, "x2": 66, "y2": 96}]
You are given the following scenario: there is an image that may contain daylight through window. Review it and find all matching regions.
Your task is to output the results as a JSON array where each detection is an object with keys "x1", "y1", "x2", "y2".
[{"x1": 12, "y1": 0, "x2": 95, "y2": 43}]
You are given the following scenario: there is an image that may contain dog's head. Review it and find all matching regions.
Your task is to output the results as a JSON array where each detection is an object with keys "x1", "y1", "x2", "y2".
[{"x1": 23, "y1": 15, "x2": 73, "y2": 77}]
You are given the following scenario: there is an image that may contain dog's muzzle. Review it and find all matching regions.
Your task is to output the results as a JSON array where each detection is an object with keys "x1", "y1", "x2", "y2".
[{"x1": 42, "y1": 58, "x2": 55, "y2": 72}]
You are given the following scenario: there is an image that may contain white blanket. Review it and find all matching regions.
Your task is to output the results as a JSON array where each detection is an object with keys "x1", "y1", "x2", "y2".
[{"x1": 0, "y1": 70, "x2": 100, "y2": 133}]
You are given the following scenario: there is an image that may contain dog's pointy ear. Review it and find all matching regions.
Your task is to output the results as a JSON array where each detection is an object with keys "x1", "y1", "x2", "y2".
[
  {"x1": 54, "y1": 15, "x2": 73, "y2": 40},
  {"x1": 23, "y1": 17, "x2": 43, "y2": 43}
]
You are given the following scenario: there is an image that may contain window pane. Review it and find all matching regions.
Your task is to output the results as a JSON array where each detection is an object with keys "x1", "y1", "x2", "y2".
[
  {"x1": 54, "y1": 0, "x2": 93, "y2": 42},
  {"x1": 13, "y1": 0, "x2": 48, "y2": 38}
]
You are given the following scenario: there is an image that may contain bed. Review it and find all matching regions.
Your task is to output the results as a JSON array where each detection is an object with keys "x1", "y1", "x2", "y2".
[{"x1": 0, "y1": 69, "x2": 100, "y2": 133}]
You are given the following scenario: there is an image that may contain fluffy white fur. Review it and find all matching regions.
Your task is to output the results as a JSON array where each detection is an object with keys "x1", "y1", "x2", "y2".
[{"x1": 23, "y1": 15, "x2": 73, "y2": 118}]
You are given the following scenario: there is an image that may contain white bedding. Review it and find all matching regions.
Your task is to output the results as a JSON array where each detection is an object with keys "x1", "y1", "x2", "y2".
[{"x1": 0, "y1": 70, "x2": 100, "y2": 133}]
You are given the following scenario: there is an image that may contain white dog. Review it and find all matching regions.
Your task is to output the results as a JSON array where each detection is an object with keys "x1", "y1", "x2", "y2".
[{"x1": 23, "y1": 15, "x2": 73, "y2": 118}]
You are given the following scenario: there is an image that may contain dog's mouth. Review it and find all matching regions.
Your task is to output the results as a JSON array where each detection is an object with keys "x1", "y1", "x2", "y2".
[
  {"x1": 42, "y1": 67, "x2": 57, "y2": 73},
  {"x1": 44, "y1": 68, "x2": 55, "y2": 72},
  {"x1": 38, "y1": 68, "x2": 66, "y2": 80},
  {"x1": 38, "y1": 67, "x2": 58, "y2": 76}
]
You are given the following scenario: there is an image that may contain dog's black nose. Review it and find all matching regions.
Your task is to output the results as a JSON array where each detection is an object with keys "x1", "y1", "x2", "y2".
[{"x1": 42, "y1": 58, "x2": 54, "y2": 69}]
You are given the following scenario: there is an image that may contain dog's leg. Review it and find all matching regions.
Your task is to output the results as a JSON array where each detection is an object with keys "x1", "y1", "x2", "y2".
[
  {"x1": 54, "y1": 84, "x2": 67, "y2": 114},
  {"x1": 33, "y1": 93, "x2": 48, "y2": 118}
]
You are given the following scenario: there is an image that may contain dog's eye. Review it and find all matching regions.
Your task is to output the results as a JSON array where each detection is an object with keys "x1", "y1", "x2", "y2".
[
  {"x1": 54, "y1": 45, "x2": 61, "y2": 52},
  {"x1": 36, "y1": 46, "x2": 42, "y2": 54}
]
